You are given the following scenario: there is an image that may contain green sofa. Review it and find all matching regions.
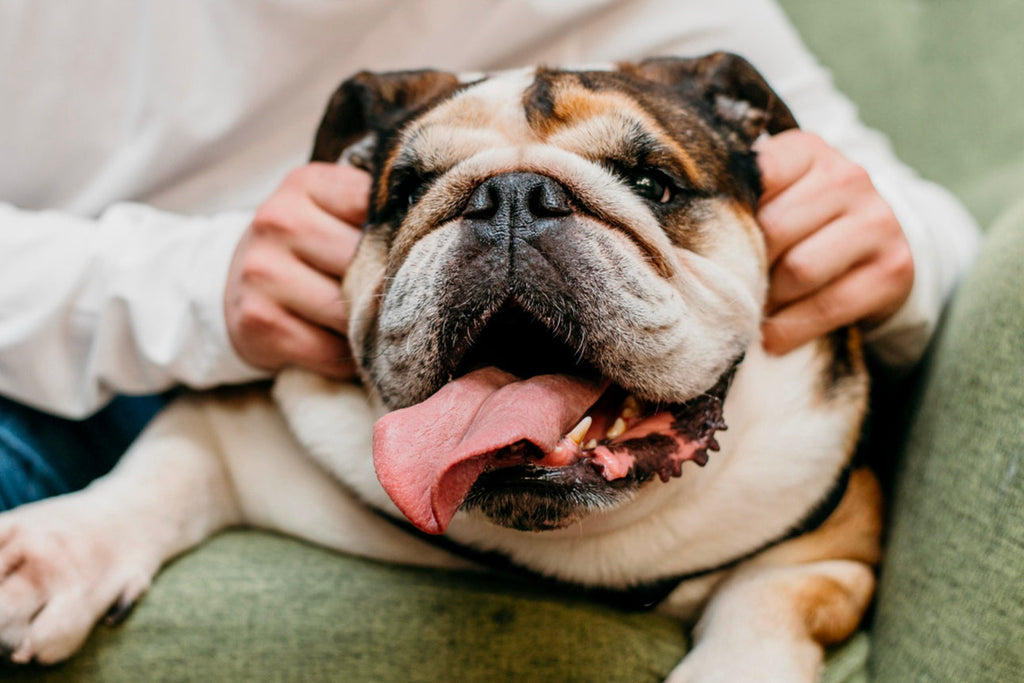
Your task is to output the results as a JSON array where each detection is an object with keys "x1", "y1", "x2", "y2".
[{"x1": 6, "y1": 2, "x2": 1022, "y2": 681}]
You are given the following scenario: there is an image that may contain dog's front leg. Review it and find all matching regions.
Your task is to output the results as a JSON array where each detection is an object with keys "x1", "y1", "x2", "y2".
[
  {"x1": 667, "y1": 559, "x2": 874, "y2": 683},
  {"x1": 0, "y1": 396, "x2": 240, "y2": 664}
]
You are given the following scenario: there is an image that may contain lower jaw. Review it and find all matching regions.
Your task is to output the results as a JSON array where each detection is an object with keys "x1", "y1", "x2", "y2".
[{"x1": 463, "y1": 463, "x2": 630, "y2": 531}]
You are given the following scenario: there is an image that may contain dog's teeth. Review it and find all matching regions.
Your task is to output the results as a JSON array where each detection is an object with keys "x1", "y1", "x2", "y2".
[
  {"x1": 606, "y1": 417, "x2": 627, "y2": 439},
  {"x1": 621, "y1": 396, "x2": 640, "y2": 419},
  {"x1": 584, "y1": 439, "x2": 598, "y2": 450},
  {"x1": 567, "y1": 416, "x2": 592, "y2": 446}
]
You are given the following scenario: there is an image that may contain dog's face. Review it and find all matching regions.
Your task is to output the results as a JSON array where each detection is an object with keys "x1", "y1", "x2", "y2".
[{"x1": 313, "y1": 54, "x2": 797, "y2": 535}]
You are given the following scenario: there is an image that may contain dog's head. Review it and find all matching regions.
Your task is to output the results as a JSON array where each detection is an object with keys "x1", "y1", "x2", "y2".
[{"x1": 312, "y1": 53, "x2": 796, "y2": 535}]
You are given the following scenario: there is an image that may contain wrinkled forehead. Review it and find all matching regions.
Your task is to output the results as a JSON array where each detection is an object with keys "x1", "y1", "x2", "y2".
[{"x1": 394, "y1": 66, "x2": 718, "y2": 188}]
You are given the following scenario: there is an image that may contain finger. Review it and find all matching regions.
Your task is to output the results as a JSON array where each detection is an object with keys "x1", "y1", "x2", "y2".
[
  {"x1": 266, "y1": 257, "x2": 349, "y2": 334},
  {"x1": 276, "y1": 315, "x2": 357, "y2": 380},
  {"x1": 753, "y1": 130, "x2": 817, "y2": 204},
  {"x1": 252, "y1": 187, "x2": 361, "y2": 278},
  {"x1": 757, "y1": 167, "x2": 848, "y2": 265},
  {"x1": 290, "y1": 211, "x2": 362, "y2": 279},
  {"x1": 762, "y1": 262, "x2": 901, "y2": 355},
  {"x1": 767, "y1": 214, "x2": 880, "y2": 311},
  {"x1": 226, "y1": 282, "x2": 345, "y2": 371},
  {"x1": 269, "y1": 195, "x2": 361, "y2": 278},
  {"x1": 304, "y1": 163, "x2": 372, "y2": 226}
]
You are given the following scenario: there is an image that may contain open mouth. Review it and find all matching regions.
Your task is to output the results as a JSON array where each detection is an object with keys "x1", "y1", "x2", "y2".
[
  {"x1": 454, "y1": 304, "x2": 598, "y2": 381},
  {"x1": 373, "y1": 304, "x2": 734, "y2": 534}
]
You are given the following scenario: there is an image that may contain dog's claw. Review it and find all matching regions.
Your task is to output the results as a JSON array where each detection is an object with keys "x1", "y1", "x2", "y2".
[
  {"x1": 0, "y1": 499, "x2": 158, "y2": 664},
  {"x1": 103, "y1": 596, "x2": 137, "y2": 627}
]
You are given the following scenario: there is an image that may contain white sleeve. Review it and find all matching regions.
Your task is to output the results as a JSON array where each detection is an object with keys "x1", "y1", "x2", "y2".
[
  {"x1": 565, "y1": 0, "x2": 982, "y2": 366},
  {"x1": 0, "y1": 202, "x2": 268, "y2": 418}
]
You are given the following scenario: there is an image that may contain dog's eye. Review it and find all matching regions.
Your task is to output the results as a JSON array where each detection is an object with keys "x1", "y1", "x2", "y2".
[
  {"x1": 394, "y1": 174, "x2": 428, "y2": 208},
  {"x1": 628, "y1": 169, "x2": 673, "y2": 204}
]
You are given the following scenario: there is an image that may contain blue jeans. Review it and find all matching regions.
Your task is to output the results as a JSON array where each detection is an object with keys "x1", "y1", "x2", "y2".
[{"x1": 0, "y1": 394, "x2": 167, "y2": 512}]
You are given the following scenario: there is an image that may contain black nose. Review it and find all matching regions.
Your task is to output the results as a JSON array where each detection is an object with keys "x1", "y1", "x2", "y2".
[{"x1": 462, "y1": 172, "x2": 573, "y2": 245}]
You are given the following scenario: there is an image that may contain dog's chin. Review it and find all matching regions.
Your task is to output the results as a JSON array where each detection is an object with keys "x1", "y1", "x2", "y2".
[{"x1": 462, "y1": 462, "x2": 634, "y2": 531}]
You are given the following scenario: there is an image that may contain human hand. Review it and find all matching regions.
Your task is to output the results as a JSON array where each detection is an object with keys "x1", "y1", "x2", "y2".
[
  {"x1": 755, "y1": 130, "x2": 914, "y2": 355},
  {"x1": 224, "y1": 163, "x2": 370, "y2": 378}
]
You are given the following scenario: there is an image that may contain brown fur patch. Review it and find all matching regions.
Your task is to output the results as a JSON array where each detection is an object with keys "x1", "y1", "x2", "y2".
[
  {"x1": 809, "y1": 327, "x2": 870, "y2": 459},
  {"x1": 622, "y1": 53, "x2": 798, "y2": 140},
  {"x1": 312, "y1": 70, "x2": 461, "y2": 166},
  {"x1": 796, "y1": 572, "x2": 874, "y2": 645},
  {"x1": 374, "y1": 143, "x2": 408, "y2": 212},
  {"x1": 744, "y1": 468, "x2": 882, "y2": 647},
  {"x1": 523, "y1": 70, "x2": 704, "y2": 187},
  {"x1": 818, "y1": 327, "x2": 867, "y2": 399},
  {"x1": 755, "y1": 468, "x2": 884, "y2": 569}
]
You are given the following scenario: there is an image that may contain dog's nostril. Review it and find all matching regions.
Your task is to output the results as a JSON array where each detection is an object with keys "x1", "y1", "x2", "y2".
[
  {"x1": 463, "y1": 183, "x2": 499, "y2": 220},
  {"x1": 527, "y1": 179, "x2": 572, "y2": 219}
]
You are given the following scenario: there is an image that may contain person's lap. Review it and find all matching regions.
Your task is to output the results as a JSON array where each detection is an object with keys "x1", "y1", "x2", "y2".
[{"x1": 0, "y1": 394, "x2": 166, "y2": 512}]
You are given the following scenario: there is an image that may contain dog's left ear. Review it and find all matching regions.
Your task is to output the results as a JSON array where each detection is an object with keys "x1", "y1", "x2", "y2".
[
  {"x1": 310, "y1": 69, "x2": 462, "y2": 168},
  {"x1": 628, "y1": 52, "x2": 798, "y2": 144}
]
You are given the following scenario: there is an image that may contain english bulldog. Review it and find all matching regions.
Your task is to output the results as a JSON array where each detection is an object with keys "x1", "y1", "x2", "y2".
[{"x1": 0, "y1": 53, "x2": 881, "y2": 681}]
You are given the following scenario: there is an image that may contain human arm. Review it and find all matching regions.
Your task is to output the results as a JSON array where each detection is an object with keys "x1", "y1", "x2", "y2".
[
  {"x1": 0, "y1": 201, "x2": 265, "y2": 418},
  {"x1": 0, "y1": 164, "x2": 366, "y2": 419}
]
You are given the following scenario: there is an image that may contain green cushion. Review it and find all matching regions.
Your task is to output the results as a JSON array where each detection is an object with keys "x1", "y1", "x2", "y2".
[
  {"x1": 870, "y1": 200, "x2": 1024, "y2": 681},
  {"x1": 2, "y1": 531, "x2": 868, "y2": 682},
  {"x1": 779, "y1": 0, "x2": 1024, "y2": 226}
]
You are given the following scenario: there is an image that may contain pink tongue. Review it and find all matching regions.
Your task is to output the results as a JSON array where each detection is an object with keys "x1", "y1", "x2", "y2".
[{"x1": 373, "y1": 367, "x2": 606, "y2": 534}]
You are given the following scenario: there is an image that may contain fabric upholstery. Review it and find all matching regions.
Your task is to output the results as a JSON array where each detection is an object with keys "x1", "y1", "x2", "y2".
[
  {"x1": 780, "y1": 0, "x2": 1024, "y2": 227},
  {"x1": 0, "y1": 531, "x2": 870, "y2": 682},
  {"x1": 869, "y1": 201, "x2": 1024, "y2": 682}
]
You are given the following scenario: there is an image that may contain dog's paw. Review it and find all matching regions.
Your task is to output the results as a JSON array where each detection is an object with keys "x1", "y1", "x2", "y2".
[
  {"x1": 0, "y1": 497, "x2": 155, "y2": 664},
  {"x1": 666, "y1": 638, "x2": 821, "y2": 683}
]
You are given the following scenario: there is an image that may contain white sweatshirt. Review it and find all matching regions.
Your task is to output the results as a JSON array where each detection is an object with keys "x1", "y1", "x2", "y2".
[{"x1": 0, "y1": 0, "x2": 979, "y2": 418}]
